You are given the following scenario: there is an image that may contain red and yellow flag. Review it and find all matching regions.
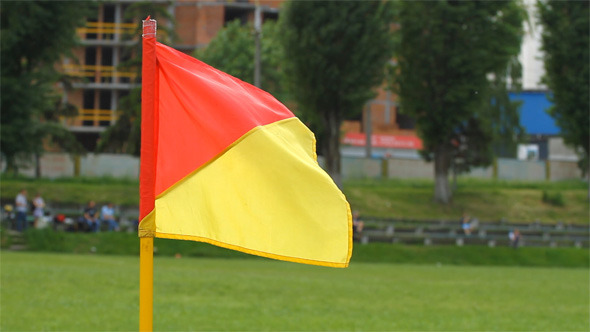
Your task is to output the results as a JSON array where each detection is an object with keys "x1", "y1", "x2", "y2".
[{"x1": 139, "y1": 40, "x2": 352, "y2": 268}]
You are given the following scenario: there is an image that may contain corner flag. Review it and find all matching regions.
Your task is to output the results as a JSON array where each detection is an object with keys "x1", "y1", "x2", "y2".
[{"x1": 139, "y1": 18, "x2": 352, "y2": 268}]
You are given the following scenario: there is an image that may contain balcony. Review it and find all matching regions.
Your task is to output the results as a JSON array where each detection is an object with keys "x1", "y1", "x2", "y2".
[
  {"x1": 64, "y1": 109, "x2": 119, "y2": 130},
  {"x1": 77, "y1": 21, "x2": 137, "y2": 45},
  {"x1": 62, "y1": 64, "x2": 137, "y2": 88}
]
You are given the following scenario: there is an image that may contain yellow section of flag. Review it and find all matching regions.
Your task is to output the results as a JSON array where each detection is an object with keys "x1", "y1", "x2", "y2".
[{"x1": 154, "y1": 118, "x2": 352, "y2": 267}]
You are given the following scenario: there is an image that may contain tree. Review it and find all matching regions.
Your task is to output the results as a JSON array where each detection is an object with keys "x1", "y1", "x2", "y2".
[
  {"x1": 1, "y1": 1, "x2": 91, "y2": 175},
  {"x1": 451, "y1": 57, "x2": 525, "y2": 189},
  {"x1": 537, "y1": 0, "x2": 589, "y2": 175},
  {"x1": 195, "y1": 19, "x2": 288, "y2": 102},
  {"x1": 390, "y1": 1, "x2": 526, "y2": 203},
  {"x1": 279, "y1": 2, "x2": 394, "y2": 185},
  {"x1": 97, "y1": 2, "x2": 175, "y2": 156}
]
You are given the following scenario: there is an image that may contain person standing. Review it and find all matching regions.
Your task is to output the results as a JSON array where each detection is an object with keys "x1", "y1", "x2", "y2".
[
  {"x1": 32, "y1": 192, "x2": 45, "y2": 228},
  {"x1": 15, "y1": 189, "x2": 28, "y2": 232}
]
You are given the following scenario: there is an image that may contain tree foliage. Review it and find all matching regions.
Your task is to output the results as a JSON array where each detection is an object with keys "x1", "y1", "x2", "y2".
[
  {"x1": 97, "y1": 2, "x2": 175, "y2": 156},
  {"x1": 452, "y1": 57, "x2": 525, "y2": 179},
  {"x1": 279, "y1": 1, "x2": 394, "y2": 184},
  {"x1": 390, "y1": 0, "x2": 526, "y2": 203},
  {"x1": 537, "y1": 0, "x2": 589, "y2": 175},
  {"x1": 1, "y1": 1, "x2": 91, "y2": 174},
  {"x1": 194, "y1": 19, "x2": 288, "y2": 102}
]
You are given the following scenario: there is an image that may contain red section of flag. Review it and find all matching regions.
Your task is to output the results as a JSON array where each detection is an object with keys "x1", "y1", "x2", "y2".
[
  {"x1": 139, "y1": 34, "x2": 156, "y2": 220},
  {"x1": 153, "y1": 42, "x2": 295, "y2": 196},
  {"x1": 341, "y1": 133, "x2": 423, "y2": 150}
]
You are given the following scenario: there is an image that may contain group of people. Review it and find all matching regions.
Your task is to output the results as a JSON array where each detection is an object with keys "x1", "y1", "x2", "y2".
[
  {"x1": 13, "y1": 189, "x2": 119, "y2": 232},
  {"x1": 80, "y1": 200, "x2": 119, "y2": 232},
  {"x1": 14, "y1": 189, "x2": 46, "y2": 232},
  {"x1": 352, "y1": 209, "x2": 522, "y2": 248},
  {"x1": 462, "y1": 211, "x2": 521, "y2": 248}
]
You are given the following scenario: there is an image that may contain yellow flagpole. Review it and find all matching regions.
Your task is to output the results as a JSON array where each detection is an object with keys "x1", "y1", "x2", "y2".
[
  {"x1": 139, "y1": 16, "x2": 157, "y2": 332},
  {"x1": 139, "y1": 237, "x2": 154, "y2": 331}
]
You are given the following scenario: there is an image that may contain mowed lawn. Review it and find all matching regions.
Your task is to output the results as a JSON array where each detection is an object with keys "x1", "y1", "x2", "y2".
[{"x1": 1, "y1": 252, "x2": 588, "y2": 331}]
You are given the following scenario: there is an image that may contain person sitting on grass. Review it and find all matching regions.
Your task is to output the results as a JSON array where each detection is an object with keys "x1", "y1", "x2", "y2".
[
  {"x1": 83, "y1": 201, "x2": 100, "y2": 232},
  {"x1": 100, "y1": 202, "x2": 119, "y2": 232}
]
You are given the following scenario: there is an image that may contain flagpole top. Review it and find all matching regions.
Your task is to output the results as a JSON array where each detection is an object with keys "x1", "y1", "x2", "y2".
[{"x1": 142, "y1": 16, "x2": 157, "y2": 38}]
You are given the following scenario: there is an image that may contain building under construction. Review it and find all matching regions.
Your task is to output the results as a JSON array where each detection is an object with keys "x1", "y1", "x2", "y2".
[{"x1": 61, "y1": 0, "x2": 410, "y2": 154}]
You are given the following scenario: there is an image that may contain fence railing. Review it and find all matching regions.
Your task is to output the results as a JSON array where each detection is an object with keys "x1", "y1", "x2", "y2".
[
  {"x1": 356, "y1": 217, "x2": 589, "y2": 248},
  {"x1": 3, "y1": 153, "x2": 585, "y2": 181}
]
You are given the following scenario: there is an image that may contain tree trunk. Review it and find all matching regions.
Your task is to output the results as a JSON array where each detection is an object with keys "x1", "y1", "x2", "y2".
[
  {"x1": 5, "y1": 156, "x2": 18, "y2": 176},
  {"x1": 35, "y1": 152, "x2": 41, "y2": 179},
  {"x1": 434, "y1": 144, "x2": 452, "y2": 204},
  {"x1": 322, "y1": 110, "x2": 342, "y2": 188},
  {"x1": 451, "y1": 159, "x2": 457, "y2": 193},
  {"x1": 364, "y1": 106, "x2": 372, "y2": 158}
]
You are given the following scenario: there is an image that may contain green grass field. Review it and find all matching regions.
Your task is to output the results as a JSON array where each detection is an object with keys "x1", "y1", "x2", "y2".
[{"x1": 1, "y1": 252, "x2": 588, "y2": 331}]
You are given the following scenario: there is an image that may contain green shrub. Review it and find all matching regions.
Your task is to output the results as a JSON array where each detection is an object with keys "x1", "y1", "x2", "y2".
[
  {"x1": 23, "y1": 229, "x2": 71, "y2": 251},
  {"x1": 542, "y1": 190, "x2": 565, "y2": 207},
  {"x1": 0, "y1": 227, "x2": 12, "y2": 249}
]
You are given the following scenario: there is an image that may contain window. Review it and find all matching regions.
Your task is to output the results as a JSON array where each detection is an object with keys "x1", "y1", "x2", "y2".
[
  {"x1": 395, "y1": 108, "x2": 416, "y2": 130},
  {"x1": 102, "y1": 5, "x2": 115, "y2": 40},
  {"x1": 83, "y1": 90, "x2": 95, "y2": 109},
  {"x1": 103, "y1": 5, "x2": 115, "y2": 22},
  {"x1": 263, "y1": 12, "x2": 278, "y2": 21},
  {"x1": 83, "y1": 90, "x2": 95, "y2": 126},
  {"x1": 119, "y1": 48, "x2": 132, "y2": 84},
  {"x1": 86, "y1": 19, "x2": 97, "y2": 40},
  {"x1": 85, "y1": 47, "x2": 97, "y2": 66},
  {"x1": 99, "y1": 90, "x2": 112, "y2": 110},
  {"x1": 118, "y1": 90, "x2": 129, "y2": 100},
  {"x1": 99, "y1": 91, "x2": 113, "y2": 126},
  {"x1": 224, "y1": 7, "x2": 250, "y2": 25},
  {"x1": 100, "y1": 47, "x2": 114, "y2": 83},
  {"x1": 101, "y1": 47, "x2": 113, "y2": 66}
]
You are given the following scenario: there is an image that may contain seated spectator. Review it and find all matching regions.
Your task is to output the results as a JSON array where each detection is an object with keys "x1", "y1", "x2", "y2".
[
  {"x1": 83, "y1": 201, "x2": 100, "y2": 232},
  {"x1": 509, "y1": 229, "x2": 521, "y2": 248},
  {"x1": 460, "y1": 211, "x2": 472, "y2": 235},
  {"x1": 101, "y1": 202, "x2": 119, "y2": 232},
  {"x1": 352, "y1": 210, "x2": 364, "y2": 234}
]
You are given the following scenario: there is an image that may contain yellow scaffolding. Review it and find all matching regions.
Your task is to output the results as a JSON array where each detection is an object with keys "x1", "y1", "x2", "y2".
[
  {"x1": 77, "y1": 21, "x2": 137, "y2": 35},
  {"x1": 62, "y1": 64, "x2": 137, "y2": 79},
  {"x1": 79, "y1": 109, "x2": 118, "y2": 123}
]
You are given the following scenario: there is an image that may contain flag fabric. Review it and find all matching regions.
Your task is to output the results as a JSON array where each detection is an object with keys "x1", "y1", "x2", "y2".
[{"x1": 139, "y1": 41, "x2": 352, "y2": 268}]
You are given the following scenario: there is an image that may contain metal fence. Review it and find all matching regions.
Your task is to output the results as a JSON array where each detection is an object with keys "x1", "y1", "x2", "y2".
[{"x1": 1, "y1": 153, "x2": 584, "y2": 181}]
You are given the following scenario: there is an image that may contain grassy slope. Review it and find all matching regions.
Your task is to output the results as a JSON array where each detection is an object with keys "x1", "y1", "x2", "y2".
[
  {"x1": 344, "y1": 178, "x2": 589, "y2": 224},
  {"x1": 1, "y1": 177, "x2": 588, "y2": 223},
  {"x1": 0, "y1": 177, "x2": 139, "y2": 207},
  {"x1": 1, "y1": 252, "x2": 588, "y2": 331}
]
